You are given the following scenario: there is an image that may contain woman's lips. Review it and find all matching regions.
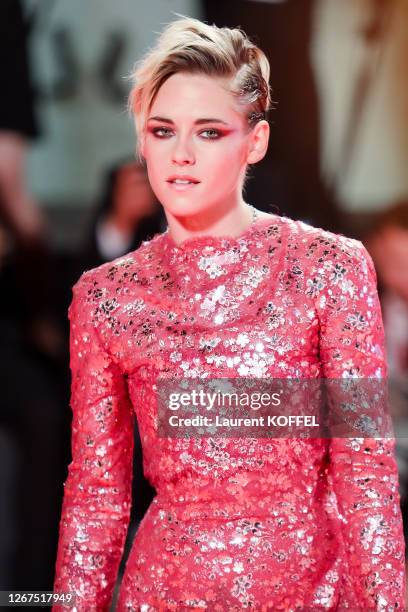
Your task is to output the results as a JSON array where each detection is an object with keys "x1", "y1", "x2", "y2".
[{"x1": 166, "y1": 180, "x2": 200, "y2": 191}]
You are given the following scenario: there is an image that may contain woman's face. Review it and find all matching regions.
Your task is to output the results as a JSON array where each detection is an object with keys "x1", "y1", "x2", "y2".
[{"x1": 140, "y1": 72, "x2": 267, "y2": 222}]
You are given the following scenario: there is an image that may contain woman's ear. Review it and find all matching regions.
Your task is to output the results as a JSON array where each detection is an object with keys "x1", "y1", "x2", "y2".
[{"x1": 246, "y1": 120, "x2": 270, "y2": 164}]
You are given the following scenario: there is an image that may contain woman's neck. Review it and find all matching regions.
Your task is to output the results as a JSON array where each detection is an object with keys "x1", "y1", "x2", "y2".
[{"x1": 165, "y1": 201, "x2": 270, "y2": 247}]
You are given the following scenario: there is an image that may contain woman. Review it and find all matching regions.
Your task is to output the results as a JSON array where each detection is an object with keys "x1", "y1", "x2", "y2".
[{"x1": 52, "y1": 16, "x2": 405, "y2": 611}]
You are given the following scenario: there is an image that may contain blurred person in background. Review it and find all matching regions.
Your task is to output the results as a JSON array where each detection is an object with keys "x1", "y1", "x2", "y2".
[
  {"x1": 365, "y1": 201, "x2": 408, "y2": 383},
  {"x1": 0, "y1": 0, "x2": 67, "y2": 594},
  {"x1": 0, "y1": 0, "x2": 63, "y2": 359},
  {"x1": 365, "y1": 200, "x2": 408, "y2": 554},
  {"x1": 78, "y1": 157, "x2": 166, "y2": 273}
]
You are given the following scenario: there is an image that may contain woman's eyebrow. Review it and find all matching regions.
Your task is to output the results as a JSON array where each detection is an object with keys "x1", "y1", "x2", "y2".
[{"x1": 147, "y1": 116, "x2": 229, "y2": 125}]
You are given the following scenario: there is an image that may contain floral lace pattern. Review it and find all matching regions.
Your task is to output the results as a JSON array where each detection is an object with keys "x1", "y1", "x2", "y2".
[{"x1": 53, "y1": 214, "x2": 405, "y2": 611}]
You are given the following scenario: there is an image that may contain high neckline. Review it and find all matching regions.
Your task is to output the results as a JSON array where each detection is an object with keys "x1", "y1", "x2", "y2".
[{"x1": 161, "y1": 213, "x2": 279, "y2": 252}]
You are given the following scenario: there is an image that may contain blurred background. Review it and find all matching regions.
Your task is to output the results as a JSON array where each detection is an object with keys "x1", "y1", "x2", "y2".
[{"x1": 0, "y1": 0, "x2": 407, "y2": 608}]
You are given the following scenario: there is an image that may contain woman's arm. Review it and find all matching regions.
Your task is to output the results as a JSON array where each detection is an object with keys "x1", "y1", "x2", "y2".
[
  {"x1": 52, "y1": 271, "x2": 134, "y2": 611},
  {"x1": 315, "y1": 236, "x2": 406, "y2": 610}
]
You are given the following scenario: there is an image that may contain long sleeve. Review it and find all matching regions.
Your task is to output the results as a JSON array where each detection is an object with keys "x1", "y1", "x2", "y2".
[
  {"x1": 52, "y1": 271, "x2": 134, "y2": 611},
  {"x1": 315, "y1": 236, "x2": 406, "y2": 610}
]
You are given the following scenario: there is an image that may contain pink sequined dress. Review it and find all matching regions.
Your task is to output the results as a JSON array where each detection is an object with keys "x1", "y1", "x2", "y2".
[{"x1": 52, "y1": 214, "x2": 406, "y2": 611}]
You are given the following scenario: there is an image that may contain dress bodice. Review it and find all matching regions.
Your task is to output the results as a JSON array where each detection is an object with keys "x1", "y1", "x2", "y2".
[{"x1": 52, "y1": 214, "x2": 405, "y2": 611}]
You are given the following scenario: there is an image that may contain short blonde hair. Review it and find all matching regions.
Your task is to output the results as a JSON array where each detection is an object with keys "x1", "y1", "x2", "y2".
[{"x1": 127, "y1": 15, "x2": 272, "y2": 161}]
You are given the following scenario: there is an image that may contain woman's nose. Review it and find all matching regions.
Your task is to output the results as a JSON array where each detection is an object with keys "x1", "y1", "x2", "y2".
[{"x1": 171, "y1": 138, "x2": 195, "y2": 165}]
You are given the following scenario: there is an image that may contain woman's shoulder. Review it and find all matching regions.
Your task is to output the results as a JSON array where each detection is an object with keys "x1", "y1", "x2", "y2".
[
  {"x1": 278, "y1": 213, "x2": 370, "y2": 265},
  {"x1": 279, "y1": 213, "x2": 358, "y2": 249},
  {"x1": 275, "y1": 215, "x2": 380, "y2": 318}
]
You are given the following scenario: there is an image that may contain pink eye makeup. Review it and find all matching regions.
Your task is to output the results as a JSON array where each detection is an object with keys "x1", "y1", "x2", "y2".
[{"x1": 148, "y1": 126, "x2": 225, "y2": 140}]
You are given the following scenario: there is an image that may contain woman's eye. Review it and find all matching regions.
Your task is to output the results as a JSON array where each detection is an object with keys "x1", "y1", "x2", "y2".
[
  {"x1": 151, "y1": 127, "x2": 222, "y2": 140},
  {"x1": 200, "y1": 129, "x2": 221, "y2": 139},
  {"x1": 152, "y1": 127, "x2": 173, "y2": 138}
]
